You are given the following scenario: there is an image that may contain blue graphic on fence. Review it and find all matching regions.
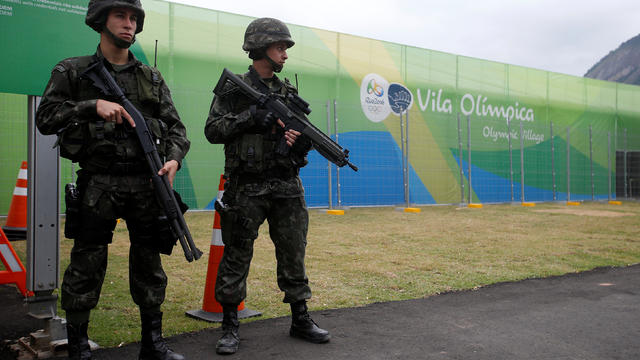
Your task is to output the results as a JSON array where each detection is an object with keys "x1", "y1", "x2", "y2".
[{"x1": 387, "y1": 83, "x2": 413, "y2": 115}]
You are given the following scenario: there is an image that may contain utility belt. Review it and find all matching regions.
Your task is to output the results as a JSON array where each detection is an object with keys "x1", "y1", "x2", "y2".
[
  {"x1": 82, "y1": 159, "x2": 150, "y2": 175},
  {"x1": 109, "y1": 161, "x2": 150, "y2": 175},
  {"x1": 231, "y1": 167, "x2": 298, "y2": 185}
]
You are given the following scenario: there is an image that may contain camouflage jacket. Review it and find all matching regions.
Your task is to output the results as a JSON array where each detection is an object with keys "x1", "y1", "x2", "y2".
[
  {"x1": 204, "y1": 66, "x2": 311, "y2": 197},
  {"x1": 36, "y1": 46, "x2": 190, "y2": 172}
]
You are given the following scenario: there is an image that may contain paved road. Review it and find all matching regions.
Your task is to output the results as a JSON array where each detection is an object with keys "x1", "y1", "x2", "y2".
[{"x1": 2, "y1": 265, "x2": 639, "y2": 359}]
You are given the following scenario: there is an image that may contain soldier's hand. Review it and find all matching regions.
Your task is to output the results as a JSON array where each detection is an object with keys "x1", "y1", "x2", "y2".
[
  {"x1": 96, "y1": 99, "x2": 136, "y2": 127},
  {"x1": 158, "y1": 160, "x2": 179, "y2": 187},
  {"x1": 278, "y1": 119, "x2": 300, "y2": 147},
  {"x1": 249, "y1": 105, "x2": 276, "y2": 133}
]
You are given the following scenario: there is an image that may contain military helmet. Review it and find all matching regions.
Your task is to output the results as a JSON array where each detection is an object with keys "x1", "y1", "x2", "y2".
[
  {"x1": 85, "y1": 0, "x2": 146, "y2": 34},
  {"x1": 242, "y1": 17, "x2": 295, "y2": 52}
]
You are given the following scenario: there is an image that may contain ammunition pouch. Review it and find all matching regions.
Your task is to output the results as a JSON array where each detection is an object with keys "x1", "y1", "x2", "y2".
[
  {"x1": 64, "y1": 183, "x2": 82, "y2": 239},
  {"x1": 239, "y1": 134, "x2": 265, "y2": 173},
  {"x1": 137, "y1": 65, "x2": 161, "y2": 103},
  {"x1": 56, "y1": 119, "x2": 126, "y2": 163},
  {"x1": 85, "y1": 120, "x2": 119, "y2": 158},
  {"x1": 145, "y1": 117, "x2": 168, "y2": 156},
  {"x1": 56, "y1": 119, "x2": 89, "y2": 162}
]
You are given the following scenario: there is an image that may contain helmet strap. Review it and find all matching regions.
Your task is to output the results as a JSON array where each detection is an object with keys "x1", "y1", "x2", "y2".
[
  {"x1": 266, "y1": 54, "x2": 283, "y2": 73},
  {"x1": 104, "y1": 27, "x2": 136, "y2": 49}
]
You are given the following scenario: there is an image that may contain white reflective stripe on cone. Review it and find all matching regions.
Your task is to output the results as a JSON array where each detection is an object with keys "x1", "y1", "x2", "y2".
[{"x1": 211, "y1": 230, "x2": 224, "y2": 247}]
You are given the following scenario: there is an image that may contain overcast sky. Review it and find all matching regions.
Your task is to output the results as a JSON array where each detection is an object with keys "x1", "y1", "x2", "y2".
[{"x1": 167, "y1": 0, "x2": 639, "y2": 77}]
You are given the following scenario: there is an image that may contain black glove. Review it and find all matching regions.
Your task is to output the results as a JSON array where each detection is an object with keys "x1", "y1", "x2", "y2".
[
  {"x1": 291, "y1": 133, "x2": 312, "y2": 154},
  {"x1": 249, "y1": 104, "x2": 276, "y2": 133}
]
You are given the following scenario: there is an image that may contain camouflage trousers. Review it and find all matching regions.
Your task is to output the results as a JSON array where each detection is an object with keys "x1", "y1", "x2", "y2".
[
  {"x1": 215, "y1": 191, "x2": 311, "y2": 305},
  {"x1": 61, "y1": 172, "x2": 168, "y2": 315}
]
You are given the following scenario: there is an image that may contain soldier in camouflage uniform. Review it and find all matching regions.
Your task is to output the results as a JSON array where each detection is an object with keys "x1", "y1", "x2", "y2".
[
  {"x1": 35, "y1": 1, "x2": 189, "y2": 359},
  {"x1": 204, "y1": 17, "x2": 330, "y2": 355}
]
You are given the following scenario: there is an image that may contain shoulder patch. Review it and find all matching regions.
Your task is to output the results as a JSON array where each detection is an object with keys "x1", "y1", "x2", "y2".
[
  {"x1": 53, "y1": 64, "x2": 67, "y2": 73},
  {"x1": 57, "y1": 55, "x2": 93, "y2": 73}
]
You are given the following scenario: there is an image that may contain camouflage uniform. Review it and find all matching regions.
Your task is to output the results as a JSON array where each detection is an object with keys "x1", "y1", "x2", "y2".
[
  {"x1": 204, "y1": 65, "x2": 313, "y2": 305},
  {"x1": 36, "y1": 46, "x2": 190, "y2": 319}
]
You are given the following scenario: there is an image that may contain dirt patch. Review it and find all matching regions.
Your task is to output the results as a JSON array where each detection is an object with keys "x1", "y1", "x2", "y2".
[{"x1": 533, "y1": 209, "x2": 635, "y2": 217}]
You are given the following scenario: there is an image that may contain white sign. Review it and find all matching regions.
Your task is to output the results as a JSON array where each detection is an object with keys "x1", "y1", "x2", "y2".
[{"x1": 360, "y1": 73, "x2": 391, "y2": 123}]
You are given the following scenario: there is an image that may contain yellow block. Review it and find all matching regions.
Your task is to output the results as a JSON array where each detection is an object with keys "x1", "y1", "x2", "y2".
[
  {"x1": 326, "y1": 209, "x2": 345, "y2": 215},
  {"x1": 521, "y1": 202, "x2": 536, "y2": 207},
  {"x1": 609, "y1": 201, "x2": 622, "y2": 205},
  {"x1": 567, "y1": 201, "x2": 581, "y2": 206},
  {"x1": 404, "y1": 207, "x2": 421, "y2": 213},
  {"x1": 468, "y1": 203, "x2": 483, "y2": 209}
]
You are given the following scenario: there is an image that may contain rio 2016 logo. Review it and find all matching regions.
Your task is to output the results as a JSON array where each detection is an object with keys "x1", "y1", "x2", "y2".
[
  {"x1": 360, "y1": 73, "x2": 413, "y2": 123},
  {"x1": 367, "y1": 79, "x2": 384, "y2": 97}
]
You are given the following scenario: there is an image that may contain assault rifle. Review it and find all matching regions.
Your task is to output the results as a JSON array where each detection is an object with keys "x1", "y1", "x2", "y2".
[
  {"x1": 82, "y1": 58, "x2": 202, "y2": 263},
  {"x1": 214, "y1": 68, "x2": 358, "y2": 171}
]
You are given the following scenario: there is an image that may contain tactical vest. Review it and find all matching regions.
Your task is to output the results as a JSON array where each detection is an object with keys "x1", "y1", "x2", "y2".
[
  {"x1": 223, "y1": 74, "x2": 308, "y2": 176},
  {"x1": 56, "y1": 54, "x2": 167, "y2": 173}
]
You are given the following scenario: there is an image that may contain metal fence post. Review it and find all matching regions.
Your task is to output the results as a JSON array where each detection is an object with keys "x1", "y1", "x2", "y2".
[
  {"x1": 520, "y1": 120, "x2": 525, "y2": 203},
  {"x1": 399, "y1": 110, "x2": 406, "y2": 206},
  {"x1": 333, "y1": 100, "x2": 341, "y2": 208},
  {"x1": 624, "y1": 128, "x2": 628, "y2": 199},
  {"x1": 26, "y1": 95, "x2": 63, "y2": 336},
  {"x1": 405, "y1": 111, "x2": 410, "y2": 207},
  {"x1": 608, "y1": 132, "x2": 612, "y2": 201},
  {"x1": 508, "y1": 118, "x2": 514, "y2": 202},
  {"x1": 551, "y1": 122, "x2": 556, "y2": 201},
  {"x1": 567, "y1": 127, "x2": 571, "y2": 202},
  {"x1": 457, "y1": 113, "x2": 464, "y2": 204},
  {"x1": 326, "y1": 100, "x2": 333, "y2": 209},
  {"x1": 467, "y1": 115, "x2": 472, "y2": 204},
  {"x1": 589, "y1": 125, "x2": 594, "y2": 201}
]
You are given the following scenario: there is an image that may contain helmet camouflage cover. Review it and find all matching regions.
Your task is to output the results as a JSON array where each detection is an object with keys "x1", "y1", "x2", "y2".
[
  {"x1": 242, "y1": 17, "x2": 295, "y2": 52},
  {"x1": 85, "y1": 0, "x2": 146, "y2": 34}
]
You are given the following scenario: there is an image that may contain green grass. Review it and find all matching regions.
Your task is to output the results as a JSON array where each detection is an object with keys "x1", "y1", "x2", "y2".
[{"x1": 4, "y1": 201, "x2": 640, "y2": 347}]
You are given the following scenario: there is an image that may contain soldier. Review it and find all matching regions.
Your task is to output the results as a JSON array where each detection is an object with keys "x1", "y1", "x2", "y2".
[
  {"x1": 35, "y1": 1, "x2": 189, "y2": 359},
  {"x1": 204, "y1": 18, "x2": 330, "y2": 355}
]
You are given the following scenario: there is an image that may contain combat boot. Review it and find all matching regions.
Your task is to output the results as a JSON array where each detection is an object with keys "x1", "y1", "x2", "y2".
[
  {"x1": 139, "y1": 311, "x2": 184, "y2": 360},
  {"x1": 289, "y1": 300, "x2": 331, "y2": 343},
  {"x1": 67, "y1": 321, "x2": 92, "y2": 360},
  {"x1": 216, "y1": 305, "x2": 240, "y2": 355}
]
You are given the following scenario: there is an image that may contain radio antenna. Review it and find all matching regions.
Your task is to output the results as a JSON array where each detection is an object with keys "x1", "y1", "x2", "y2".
[{"x1": 154, "y1": 40, "x2": 158, "y2": 67}]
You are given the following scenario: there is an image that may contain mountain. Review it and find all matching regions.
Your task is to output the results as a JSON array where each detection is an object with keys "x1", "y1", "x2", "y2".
[{"x1": 584, "y1": 34, "x2": 640, "y2": 85}]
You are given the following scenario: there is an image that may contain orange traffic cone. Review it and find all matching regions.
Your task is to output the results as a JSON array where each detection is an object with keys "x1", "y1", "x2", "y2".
[
  {"x1": 186, "y1": 174, "x2": 261, "y2": 322},
  {"x1": 0, "y1": 227, "x2": 33, "y2": 297},
  {"x1": 3, "y1": 161, "x2": 27, "y2": 240}
]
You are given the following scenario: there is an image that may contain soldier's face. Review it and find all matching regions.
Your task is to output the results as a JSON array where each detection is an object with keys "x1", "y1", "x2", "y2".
[
  {"x1": 266, "y1": 42, "x2": 289, "y2": 67},
  {"x1": 105, "y1": 7, "x2": 137, "y2": 43}
]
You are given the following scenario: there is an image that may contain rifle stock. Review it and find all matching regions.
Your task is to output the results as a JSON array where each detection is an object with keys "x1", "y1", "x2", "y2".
[
  {"x1": 82, "y1": 59, "x2": 202, "y2": 262},
  {"x1": 214, "y1": 68, "x2": 358, "y2": 171}
]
